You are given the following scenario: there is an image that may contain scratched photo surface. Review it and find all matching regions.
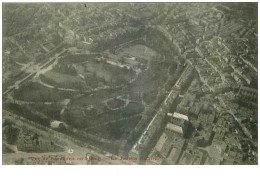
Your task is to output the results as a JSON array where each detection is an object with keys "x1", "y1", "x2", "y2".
[{"x1": 2, "y1": 2, "x2": 257, "y2": 165}]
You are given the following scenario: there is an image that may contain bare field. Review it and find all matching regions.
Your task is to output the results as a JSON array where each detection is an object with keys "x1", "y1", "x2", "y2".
[{"x1": 118, "y1": 44, "x2": 160, "y2": 61}]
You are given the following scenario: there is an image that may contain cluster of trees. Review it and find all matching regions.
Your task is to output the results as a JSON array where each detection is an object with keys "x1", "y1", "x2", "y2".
[
  {"x1": 4, "y1": 103, "x2": 50, "y2": 127},
  {"x1": 3, "y1": 120, "x2": 20, "y2": 145},
  {"x1": 53, "y1": 64, "x2": 78, "y2": 76}
]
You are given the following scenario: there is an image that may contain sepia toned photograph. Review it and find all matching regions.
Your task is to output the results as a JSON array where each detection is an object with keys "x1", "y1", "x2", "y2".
[{"x1": 2, "y1": 2, "x2": 258, "y2": 165}]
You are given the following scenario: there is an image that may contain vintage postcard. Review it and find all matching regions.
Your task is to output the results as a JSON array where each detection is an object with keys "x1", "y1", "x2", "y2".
[{"x1": 2, "y1": 2, "x2": 258, "y2": 165}]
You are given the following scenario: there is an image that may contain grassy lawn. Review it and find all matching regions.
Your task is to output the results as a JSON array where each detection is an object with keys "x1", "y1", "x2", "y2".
[{"x1": 13, "y1": 81, "x2": 74, "y2": 102}]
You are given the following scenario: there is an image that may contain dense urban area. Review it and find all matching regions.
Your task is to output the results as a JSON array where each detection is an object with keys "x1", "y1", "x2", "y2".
[{"x1": 2, "y1": 2, "x2": 258, "y2": 165}]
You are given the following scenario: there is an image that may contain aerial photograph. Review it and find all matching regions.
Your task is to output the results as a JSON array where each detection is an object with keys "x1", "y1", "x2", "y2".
[{"x1": 2, "y1": 2, "x2": 258, "y2": 165}]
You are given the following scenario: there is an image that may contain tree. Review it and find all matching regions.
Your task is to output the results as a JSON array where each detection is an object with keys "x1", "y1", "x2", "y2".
[{"x1": 3, "y1": 124, "x2": 20, "y2": 145}]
